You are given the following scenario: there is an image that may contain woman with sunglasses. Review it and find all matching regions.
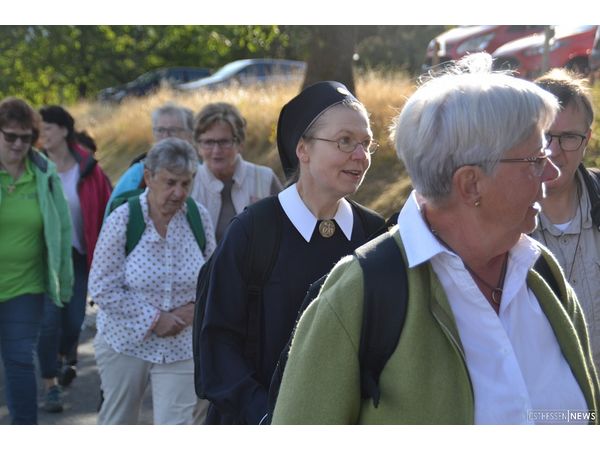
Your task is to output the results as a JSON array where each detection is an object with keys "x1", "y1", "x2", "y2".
[
  {"x1": 197, "y1": 82, "x2": 385, "y2": 424},
  {"x1": 272, "y1": 55, "x2": 599, "y2": 424},
  {"x1": 190, "y1": 102, "x2": 282, "y2": 242},
  {"x1": 0, "y1": 97, "x2": 73, "y2": 424}
]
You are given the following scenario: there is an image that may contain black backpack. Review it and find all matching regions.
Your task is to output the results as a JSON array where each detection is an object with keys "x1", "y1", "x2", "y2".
[
  {"x1": 578, "y1": 165, "x2": 600, "y2": 229},
  {"x1": 192, "y1": 196, "x2": 385, "y2": 400}
]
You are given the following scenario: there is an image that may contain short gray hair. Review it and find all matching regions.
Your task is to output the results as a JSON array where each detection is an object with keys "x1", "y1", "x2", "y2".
[
  {"x1": 151, "y1": 103, "x2": 194, "y2": 131},
  {"x1": 145, "y1": 137, "x2": 198, "y2": 176},
  {"x1": 390, "y1": 53, "x2": 559, "y2": 201}
]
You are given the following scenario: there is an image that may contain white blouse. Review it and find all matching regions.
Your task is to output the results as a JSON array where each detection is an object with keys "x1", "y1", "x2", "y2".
[
  {"x1": 89, "y1": 190, "x2": 216, "y2": 364},
  {"x1": 398, "y1": 191, "x2": 588, "y2": 424}
]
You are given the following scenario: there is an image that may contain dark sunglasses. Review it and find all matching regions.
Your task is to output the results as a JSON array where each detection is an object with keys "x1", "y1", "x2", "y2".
[{"x1": 0, "y1": 129, "x2": 34, "y2": 144}]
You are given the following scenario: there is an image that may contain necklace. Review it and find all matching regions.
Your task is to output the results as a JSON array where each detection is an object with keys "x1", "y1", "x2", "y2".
[
  {"x1": 540, "y1": 181, "x2": 582, "y2": 281},
  {"x1": 421, "y1": 204, "x2": 508, "y2": 307},
  {"x1": 463, "y1": 254, "x2": 508, "y2": 305}
]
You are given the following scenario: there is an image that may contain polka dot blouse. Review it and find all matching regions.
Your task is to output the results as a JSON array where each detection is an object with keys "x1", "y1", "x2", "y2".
[{"x1": 89, "y1": 190, "x2": 216, "y2": 363}]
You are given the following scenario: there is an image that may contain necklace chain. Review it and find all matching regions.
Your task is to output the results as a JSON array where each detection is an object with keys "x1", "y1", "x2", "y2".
[
  {"x1": 421, "y1": 203, "x2": 508, "y2": 308},
  {"x1": 462, "y1": 255, "x2": 508, "y2": 305}
]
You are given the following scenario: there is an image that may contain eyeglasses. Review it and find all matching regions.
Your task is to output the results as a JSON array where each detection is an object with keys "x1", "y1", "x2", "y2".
[
  {"x1": 307, "y1": 136, "x2": 379, "y2": 155},
  {"x1": 196, "y1": 138, "x2": 237, "y2": 150},
  {"x1": 498, "y1": 149, "x2": 551, "y2": 177},
  {"x1": 0, "y1": 129, "x2": 34, "y2": 145},
  {"x1": 153, "y1": 126, "x2": 187, "y2": 136},
  {"x1": 544, "y1": 133, "x2": 587, "y2": 152}
]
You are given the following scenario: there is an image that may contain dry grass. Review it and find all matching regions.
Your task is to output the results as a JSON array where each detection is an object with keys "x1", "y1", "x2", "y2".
[{"x1": 69, "y1": 71, "x2": 600, "y2": 220}]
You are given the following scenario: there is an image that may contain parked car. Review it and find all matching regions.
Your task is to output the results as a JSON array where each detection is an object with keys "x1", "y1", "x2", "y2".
[
  {"x1": 423, "y1": 25, "x2": 546, "y2": 70},
  {"x1": 99, "y1": 67, "x2": 211, "y2": 102},
  {"x1": 492, "y1": 25, "x2": 598, "y2": 79},
  {"x1": 177, "y1": 58, "x2": 306, "y2": 91},
  {"x1": 589, "y1": 26, "x2": 600, "y2": 82}
]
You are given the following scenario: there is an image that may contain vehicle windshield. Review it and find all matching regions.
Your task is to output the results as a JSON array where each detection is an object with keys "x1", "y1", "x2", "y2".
[
  {"x1": 133, "y1": 70, "x2": 163, "y2": 84},
  {"x1": 211, "y1": 60, "x2": 250, "y2": 78}
]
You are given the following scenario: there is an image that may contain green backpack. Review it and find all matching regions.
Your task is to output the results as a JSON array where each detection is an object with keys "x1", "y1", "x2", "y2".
[{"x1": 117, "y1": 189, "x2": 206, "y2": 256}]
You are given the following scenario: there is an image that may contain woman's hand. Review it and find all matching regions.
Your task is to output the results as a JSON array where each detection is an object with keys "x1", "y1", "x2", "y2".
[
  {"x1": 171, "y1": 302, "x2": 195, "y2": 327},
  {"x1": 153, "y1": 311, "x2": 187, "y2": 337}
]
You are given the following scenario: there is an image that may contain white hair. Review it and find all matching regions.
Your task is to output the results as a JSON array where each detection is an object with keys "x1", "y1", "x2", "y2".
[
  {"x1": 145, "y1": 137, "x2": 198, "y2": 176},
  {"x1": 390, "y1": 53, "x2": 559, "y2": 201}
]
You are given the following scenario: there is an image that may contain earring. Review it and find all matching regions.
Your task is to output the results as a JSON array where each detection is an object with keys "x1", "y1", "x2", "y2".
[{"x1": 474, "y1": 199, "x2": 481, "y2": 207}]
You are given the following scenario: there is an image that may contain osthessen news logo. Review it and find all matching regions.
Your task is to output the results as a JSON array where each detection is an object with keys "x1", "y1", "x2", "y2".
[{"x1": 527, "y1": 409, "x2": 597, "y2": 423}]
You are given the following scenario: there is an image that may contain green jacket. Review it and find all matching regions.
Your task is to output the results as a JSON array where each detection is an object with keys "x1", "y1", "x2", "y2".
[
  {"x1": 272, "y1": 231, "x2": 600, "y2": 424},
  {"x1": 27, "y1": 150, "x2": 73, "y2": 305}
]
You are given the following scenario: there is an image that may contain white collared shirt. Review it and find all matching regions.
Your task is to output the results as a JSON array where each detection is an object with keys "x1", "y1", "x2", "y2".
[
  {"x1": 398, "y1": 191, "x2": 587, "y2": 424},
  {"x1": 278, "y1": 184, "x2": 353, "y2": 242},
  {"x1": 190, "y1": 155, "x2": 282, "y2": 230}
]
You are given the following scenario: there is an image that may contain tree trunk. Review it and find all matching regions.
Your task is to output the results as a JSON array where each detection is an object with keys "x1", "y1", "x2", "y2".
[{"x1": 302, "y1": 26, "x2": 357, "y2": 95}]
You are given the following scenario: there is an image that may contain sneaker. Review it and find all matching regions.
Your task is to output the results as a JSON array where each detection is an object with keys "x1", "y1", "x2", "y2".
[
  {"x1": 58, "y1": 365, "x2": 77, "y2": 387},
  {"x1": 43, "y1": 385, "x2": 63, "y2": 413}
]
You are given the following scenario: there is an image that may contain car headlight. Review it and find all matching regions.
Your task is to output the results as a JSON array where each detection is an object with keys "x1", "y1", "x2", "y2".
[{"x1": 456, "y1": 33, "x2": 495, "y2": 54}]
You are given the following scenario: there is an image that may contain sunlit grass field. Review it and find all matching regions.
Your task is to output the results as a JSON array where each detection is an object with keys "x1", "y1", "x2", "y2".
[{"x1": 70, "y1": 70, "x2": 600, "y2": 220}]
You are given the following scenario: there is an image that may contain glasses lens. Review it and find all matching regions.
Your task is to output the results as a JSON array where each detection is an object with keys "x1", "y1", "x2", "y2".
[
  {"x1": 338, "y1": 139, "x2": 378, "y2": 154},
  {"x1": 560, "y1": 134, "x2": 584, "y2": 151},
  {"x1": 1, "y1": 130, "x2": 32, "y2": 144},
  {"x1": 199, "y1": 138, "x2": 234, "y2": 149},
  {"x1": 154, "y1": 127, "x2": 185, "y2": 136}
]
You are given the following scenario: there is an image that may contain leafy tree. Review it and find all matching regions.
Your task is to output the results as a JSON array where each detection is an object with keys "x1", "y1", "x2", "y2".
[{"x1": 0, "y1": 25, "x2": 285, "y2": 105}]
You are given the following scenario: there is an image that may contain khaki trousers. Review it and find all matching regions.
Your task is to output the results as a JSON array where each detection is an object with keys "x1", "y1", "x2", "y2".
[{"x1": 94, "y1": 334, "x2": 208, "y2": 424}]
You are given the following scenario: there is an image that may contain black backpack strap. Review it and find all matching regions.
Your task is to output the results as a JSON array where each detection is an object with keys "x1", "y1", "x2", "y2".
[
  {"x1": 243, "y1": 196, "x2": 283, "y2": 366},
  {"x1": 130, "y1": 152, "x2": 147, "y2": 167},
  {"x1": 347, "y1": 199, "x2": 386, "y2": 239},
  {"x1": 578, "y1": 165, "x2": 600, "y2": 229},
  {"x1": 355, "y1": 232, "x2": 408, "y2": 408}
]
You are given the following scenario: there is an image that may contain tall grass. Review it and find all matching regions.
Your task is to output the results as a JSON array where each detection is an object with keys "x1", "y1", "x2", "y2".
[{"x1": 69, "y1": 70, "x2": 600, "y2": 220}]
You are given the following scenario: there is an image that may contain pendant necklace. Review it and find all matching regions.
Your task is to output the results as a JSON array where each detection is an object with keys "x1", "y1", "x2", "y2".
[
  {"x1": 421, "y1": 204, "x2": 508, "y2": 307},
  {"x1": 462, "y1": 254, "x2": 509, "y2": 305}
]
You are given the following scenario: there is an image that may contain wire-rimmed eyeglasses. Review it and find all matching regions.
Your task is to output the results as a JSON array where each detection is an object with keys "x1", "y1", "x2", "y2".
[
  {"x1": 544, "y1": 132, "x2": 587, "y2": 152},
  {"x1": 498, "y1": 149, "x2": 551, "y2": 177},
  {"x1": 153, "y1": 126, "x2": 187, "y2": 136},
  {"x1": 196, "y1": 138, "x2": 237, "y2": 150},
  {"x1": 306, "y1": 136, "x2": 379, "y2": 155}
]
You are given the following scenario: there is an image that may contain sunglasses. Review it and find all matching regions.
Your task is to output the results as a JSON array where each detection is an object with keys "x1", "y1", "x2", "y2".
[{"x1": 0, "y1": 129, "x2": 34, "y2": 145}]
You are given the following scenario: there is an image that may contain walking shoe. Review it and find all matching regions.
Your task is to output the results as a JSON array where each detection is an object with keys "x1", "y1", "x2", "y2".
[
  {"x1": 58, "y1": 365, "x2": 77, "y2": 387},
  {"x1": 43, "y1": 385, "x2": 64, "y2": 413}
]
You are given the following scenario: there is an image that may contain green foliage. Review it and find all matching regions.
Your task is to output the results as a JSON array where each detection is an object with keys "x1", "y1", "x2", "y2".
[{"x1": 0, "y1": 25, "x2": 285, "y2": 105}]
